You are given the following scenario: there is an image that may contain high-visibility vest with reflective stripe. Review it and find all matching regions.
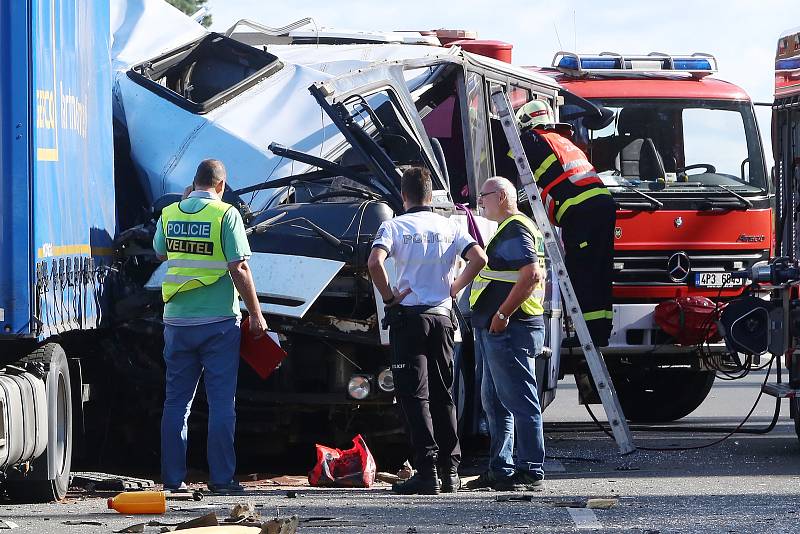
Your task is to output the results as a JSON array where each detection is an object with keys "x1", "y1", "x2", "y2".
[
  {"x1": 469, "y1": 214, "x2": 545, "y2": 316},
  {"x1": 160, "y1": 199, "x2": 232, "y2": 303},
  {"x1": 525, "y1": 128, "x2": 611, "y2": 226}
]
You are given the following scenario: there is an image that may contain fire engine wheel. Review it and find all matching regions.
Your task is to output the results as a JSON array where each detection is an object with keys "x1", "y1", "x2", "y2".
[
  {"x1": 5, "y1": 344, "x2": 73, "y2": 503},
  {"x1": 613, "y1": 368, "x2": 715, "y2": 423}
]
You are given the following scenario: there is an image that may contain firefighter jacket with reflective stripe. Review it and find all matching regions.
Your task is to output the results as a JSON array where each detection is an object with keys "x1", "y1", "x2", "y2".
[
  {"x1": 469, "y1": 214, "x2": 545, "y2": 316},
  {"x1": 521, "y1": 128, "x2": 611, "y2": 226},
  {"x1": 161, "y1": 199, "x2": 232, "y2": 303}
]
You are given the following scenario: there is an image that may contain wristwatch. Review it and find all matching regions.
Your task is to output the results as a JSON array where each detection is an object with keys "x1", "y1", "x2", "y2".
[{"x1": 496, "y1": 311, "x2": 508, "y2": 321}]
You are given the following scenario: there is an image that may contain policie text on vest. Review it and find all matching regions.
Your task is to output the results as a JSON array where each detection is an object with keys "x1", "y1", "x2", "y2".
[{"x1": 166, "y1": 221, "x2": 215, "y2": 256}]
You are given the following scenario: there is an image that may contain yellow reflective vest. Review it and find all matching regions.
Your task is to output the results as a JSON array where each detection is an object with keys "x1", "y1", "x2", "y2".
[
  {"x1": 469, "y1": 213, "x2": 545, "y2": 316},
  {"x1": 160, "y1": 199, "x2": 232, "y2": 303}
]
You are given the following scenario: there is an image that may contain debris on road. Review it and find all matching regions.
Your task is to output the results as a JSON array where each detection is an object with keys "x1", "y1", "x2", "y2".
[
  {"x1": 63, "y1": 520, "x2": 104, "y2": 526},
  {"x1": 115, "y1": 523, "x2": 145, "y2": 533},
  {"x1": 261, "y1": 515, "x2": 299, "y2": 534},
  {"x1": 166, "y1": 490, "x2": 204, "y2": 501},
  {"x1": 175, "y1": 512, "x2": 219, "y2": 530},
  {"x1": 71, "y1": 472, "x2": 156, "y2": 492},
  {"x1": 228, "y1": 501, "x2": 258, "y2": 523},
  {"x1": 375, "y1": 472, "x2": 401, "y2": 484},
  {"x1": 397, "y1": 461, "x2": 414, "y2": 480},
  {"x1": 587, "y1": 498, "x2": 618, "y2": 510},
  {"x1": 494, "y1": 495, "x2": 619, "y2": 510}
]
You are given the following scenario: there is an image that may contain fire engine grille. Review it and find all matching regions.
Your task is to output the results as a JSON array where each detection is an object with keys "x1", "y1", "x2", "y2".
[{"x1": 612, "y1": 249, "x2": 770, "y2": 285}]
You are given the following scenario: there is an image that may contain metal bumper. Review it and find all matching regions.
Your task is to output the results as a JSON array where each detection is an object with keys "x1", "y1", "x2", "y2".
[{"x1": 604, "y1": 303, "x2": 727, "y2": 355}]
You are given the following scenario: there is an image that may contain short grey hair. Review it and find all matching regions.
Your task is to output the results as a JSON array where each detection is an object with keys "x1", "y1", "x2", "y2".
[
  {"x1": 194, "y1": 159, "x2": 227, "y2": 188},
  {"x1": 485, "y1": 176, "x2": 517, "y2": 207}
]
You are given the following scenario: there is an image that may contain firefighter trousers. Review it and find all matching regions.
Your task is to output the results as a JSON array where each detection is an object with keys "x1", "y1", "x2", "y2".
[
  {"x1": 560, "y1": 193, "x2": 616, "y2": 347},
  {"x1": 388, "y1": 308, "x2": 461, "y2": 471}
]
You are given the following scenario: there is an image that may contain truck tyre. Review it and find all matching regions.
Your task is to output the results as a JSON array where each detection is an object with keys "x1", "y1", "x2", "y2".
[
  {"x1": 613, "y1": 368, "x2": 715, "y2": 423},
  {"x1": 6, "y1": 344, "x2": 73, "y2": 502},
  {"x1": 452, "y1": 340, "x2": 475, "y2": 440}
]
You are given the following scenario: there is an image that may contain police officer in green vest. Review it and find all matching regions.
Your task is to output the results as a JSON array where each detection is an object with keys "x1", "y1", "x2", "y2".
[
  {"x1": 464, "y1": 176, "x2": 548, "y2": 492},
  {"x1": 153, "y1": 159, "x2": 267, "y2": 495}
]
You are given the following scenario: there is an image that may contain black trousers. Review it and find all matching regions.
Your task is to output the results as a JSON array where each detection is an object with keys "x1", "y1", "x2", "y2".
[
  {"x1": 388, "y1": 309, "x2": 461, "y2": 471},
  {"x1": 561, "y1": 193, "x2": 616, "y2": 346}
]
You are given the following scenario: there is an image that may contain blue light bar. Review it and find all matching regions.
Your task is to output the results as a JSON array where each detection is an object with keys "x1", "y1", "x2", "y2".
[
  {"x1": 673, "y1": 58, "x2": 713, "y2": 71},
  {"x1": 557, "y1": 56, "x2": 580, "y2": 70},
  {"x1": 552, "y1": 51, "x2": 717, "y2": 77},
  {"x1": 777, "y1": 57, "x2": 800, "y2": 71}
]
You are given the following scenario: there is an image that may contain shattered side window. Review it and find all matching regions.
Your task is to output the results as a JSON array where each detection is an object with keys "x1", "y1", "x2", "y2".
[
  {"x1": 466, "y1": 72, "x2": 491, "y2": 203},
  {"x1": 128, "y1": 33, "x2": 283, "y2": 114}
]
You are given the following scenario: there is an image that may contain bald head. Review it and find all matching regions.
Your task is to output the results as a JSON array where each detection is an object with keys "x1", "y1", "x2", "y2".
[{"x1": 485, "y1": 176, "x2": 517, "y2": 209}]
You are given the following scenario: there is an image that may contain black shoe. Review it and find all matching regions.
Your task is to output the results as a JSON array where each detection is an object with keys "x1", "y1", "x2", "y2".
[
  {"x1": 561, "y1": 335, "x2": 581, "y2": 349},
  {"x1": 493, "y1": 470, "x2": 544, "y2": 492},
  {"x1": 463, "y1": 470, "x2": 496, "y2": 490},
  {"x1": 439, "y1": 467, "x2": 460, "y2": 493},
  {"x1": 207, "y1": 481, "x2": 246, "y2": 494},
  {"x1": 392, "y1": 466, "x2": 440, "y2": 495}
]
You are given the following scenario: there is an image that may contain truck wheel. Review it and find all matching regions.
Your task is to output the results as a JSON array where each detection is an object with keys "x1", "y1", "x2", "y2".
[
  {"x1": 793, "y1": 398, "x2": 800, "y2": 444},
  {"x1": 6, "y1": 344, "x2": 73, "y2": 502},
  {"x1": 613, "y1": 368, "x2": 715, "y2": 423}
]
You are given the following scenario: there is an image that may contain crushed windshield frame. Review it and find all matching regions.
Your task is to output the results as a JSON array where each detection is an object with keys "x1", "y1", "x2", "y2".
[{"x1": 127, "y1": 33, "x2": 283, "y2": 114}]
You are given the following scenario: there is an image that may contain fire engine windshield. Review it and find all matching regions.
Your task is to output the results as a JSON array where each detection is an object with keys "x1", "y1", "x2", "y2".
[{"x1": 569, "y1": 98, "x2": 767, "y2": 192}]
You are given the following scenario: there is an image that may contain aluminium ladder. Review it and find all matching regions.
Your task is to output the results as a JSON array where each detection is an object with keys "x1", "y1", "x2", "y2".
[{"x1": 490, "y1": 89, "x2": 636, "y2": 454}]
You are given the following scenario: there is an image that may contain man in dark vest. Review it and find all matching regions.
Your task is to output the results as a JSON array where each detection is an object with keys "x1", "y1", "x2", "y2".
[{"x1": 515, "y1": 100, "x2": 615, "y2": 347}]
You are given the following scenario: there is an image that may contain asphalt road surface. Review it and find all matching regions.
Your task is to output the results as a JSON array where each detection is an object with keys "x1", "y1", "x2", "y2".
[{"x1": 3, "y1": 368, "x2": 799, "y2": 533}]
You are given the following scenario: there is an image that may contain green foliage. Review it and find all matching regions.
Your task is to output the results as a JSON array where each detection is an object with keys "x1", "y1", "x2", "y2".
[{"x1": 165, "y1": 0, "x2": 212, "y2": 28}]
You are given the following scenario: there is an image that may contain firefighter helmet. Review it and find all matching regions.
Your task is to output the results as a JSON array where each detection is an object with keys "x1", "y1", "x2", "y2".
[{"x1": 515, "y1": 99, "x2": 555, "y2": 131}]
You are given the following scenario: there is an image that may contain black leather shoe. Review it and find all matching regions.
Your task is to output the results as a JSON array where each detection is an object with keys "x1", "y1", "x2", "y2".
[
  {"x1": 439, "y1": 466, "x2": 460, "y2": 493},
  {"x1": 493, "y1": 470, "x2": 544, "y2": 492},
  {"x1": 392, "y1": 466, "x2": 440, "y2": 495}
]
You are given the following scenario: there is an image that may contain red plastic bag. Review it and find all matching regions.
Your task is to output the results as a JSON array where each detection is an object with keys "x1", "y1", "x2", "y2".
[
  {"x1": 654, "y1": 296, "x2": 726, "y2": 346},
  {"x1": 308, "y1": 434, "x2": 376, "y2": 488}
]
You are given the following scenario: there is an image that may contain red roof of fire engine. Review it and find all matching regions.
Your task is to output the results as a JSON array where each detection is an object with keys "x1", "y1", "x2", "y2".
[{"x1": 528, "y1": 68, "x2": 750, "y2": 101}]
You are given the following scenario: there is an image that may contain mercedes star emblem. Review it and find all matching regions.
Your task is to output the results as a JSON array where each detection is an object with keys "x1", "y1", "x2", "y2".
[{"x1": 667, "y1": 252, "x2": 690, "y2": 283}]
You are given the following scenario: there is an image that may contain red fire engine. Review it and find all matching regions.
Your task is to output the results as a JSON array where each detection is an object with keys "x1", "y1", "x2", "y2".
[{"x1": 534, "y1": 53, "x2": 773, "y2": 422}]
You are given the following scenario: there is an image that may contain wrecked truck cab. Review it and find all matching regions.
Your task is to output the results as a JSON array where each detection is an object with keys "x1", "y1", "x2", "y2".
[{"x1": 238, "y1": 54, "x2": 566, "y2": 439}]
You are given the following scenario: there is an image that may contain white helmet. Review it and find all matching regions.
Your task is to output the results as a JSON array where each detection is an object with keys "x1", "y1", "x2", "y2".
[{"x1": 515, "y1": 100, "x2": 555, "y2": 131}]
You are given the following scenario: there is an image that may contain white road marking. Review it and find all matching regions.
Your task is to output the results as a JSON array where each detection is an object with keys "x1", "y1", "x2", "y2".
[
  {"x1": 567, "y1": 507, "x2": 602, "y2": 530},
  {"x1": 545, "y1": 459, "x2": 566, "y2": 472}
]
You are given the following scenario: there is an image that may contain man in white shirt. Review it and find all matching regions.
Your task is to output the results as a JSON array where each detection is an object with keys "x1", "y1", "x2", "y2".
[{"x1": 368, "y1": 167, "x2": 487, "y2": 495}]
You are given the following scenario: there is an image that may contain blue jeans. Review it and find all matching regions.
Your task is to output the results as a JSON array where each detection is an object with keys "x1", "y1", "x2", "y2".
[
  {"x1": 475, "y1": 321, "x2": 545, "y2": 478},
  {"x1": 161, "y1": 319, "x2": 240, "y2": 488}
]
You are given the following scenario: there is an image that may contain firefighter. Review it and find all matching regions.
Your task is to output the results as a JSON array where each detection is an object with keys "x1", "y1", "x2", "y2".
[
  {"x1": 515, "y1": 100, "x2": 615, "y2": 346},
  {"x1": 153, "y1": 159, "x2": 267, "y2": 494},
  {"x1": 368, "y1": 166, "x2": 487, "y2": 495}
]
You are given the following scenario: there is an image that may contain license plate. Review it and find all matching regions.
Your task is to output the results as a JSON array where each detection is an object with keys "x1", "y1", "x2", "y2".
[{"x1": 693, "y1": 271, "x2": 745, "y2": 288}]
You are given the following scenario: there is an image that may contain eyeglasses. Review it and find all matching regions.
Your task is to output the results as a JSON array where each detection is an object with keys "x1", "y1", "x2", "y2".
[{"x1": 478, "y1": 190, "x2": 498, "y2": 199}]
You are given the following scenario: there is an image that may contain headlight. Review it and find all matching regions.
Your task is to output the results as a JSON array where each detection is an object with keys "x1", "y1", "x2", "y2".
[
  {"x1": 377, "y1": 368, "x2": 394, "y2": 392},
  {"x1": 347, "y1": 375, "x2": 371, "y2": 400}
]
